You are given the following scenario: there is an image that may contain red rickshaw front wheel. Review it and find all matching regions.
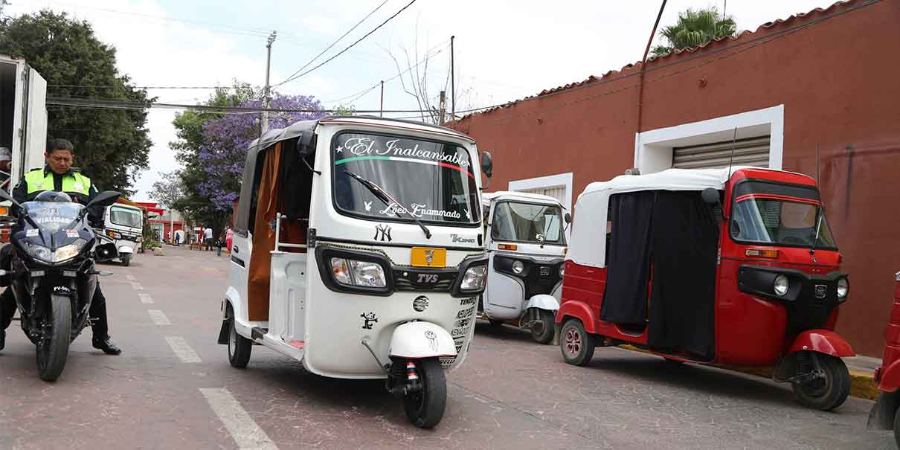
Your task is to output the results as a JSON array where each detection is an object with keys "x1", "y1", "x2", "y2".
[{"x1": 791, "y1": 353, "x2": 850, "y2": 411}]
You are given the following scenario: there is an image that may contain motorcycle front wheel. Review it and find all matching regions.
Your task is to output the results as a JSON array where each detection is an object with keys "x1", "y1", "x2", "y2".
[{"x1": 36, "y1": 294, "x2": 72, "y2": 382}]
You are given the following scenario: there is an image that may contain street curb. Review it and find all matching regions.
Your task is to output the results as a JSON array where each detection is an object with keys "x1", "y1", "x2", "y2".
[{"x1": 618, "y1": 345, "x2": 878, "y2": 401}]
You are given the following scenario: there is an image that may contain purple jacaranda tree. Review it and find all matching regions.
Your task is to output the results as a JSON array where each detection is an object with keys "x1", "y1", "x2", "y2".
[{"x1": 197, "y1": 94, "x2": 326, "y2": 211}]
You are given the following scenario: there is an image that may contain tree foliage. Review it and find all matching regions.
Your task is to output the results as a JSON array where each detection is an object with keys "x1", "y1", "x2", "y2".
[
  {"x1": 651, "y1": 7, "x2": 737, "y2": 58},
  {"x1": 168, "y1": 85, "x2": 324, "y2": 236},
  {"x1": 0, "y1": 10, "x2": 152, "y2": 194}
]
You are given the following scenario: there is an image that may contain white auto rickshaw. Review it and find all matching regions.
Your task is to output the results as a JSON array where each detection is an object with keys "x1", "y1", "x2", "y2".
[
  {"x1": 103, "y1": 202, "x2": 143, "y2": 266},
  {"x1": 479, "y1": 192, "x2": 569, "y2": 343},
  {"x1": 218, "y1": 117, "x2": 491, "y2": 428}
]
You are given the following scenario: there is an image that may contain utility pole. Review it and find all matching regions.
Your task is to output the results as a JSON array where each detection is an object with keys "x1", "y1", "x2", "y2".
[
  {"x1": 380, "y1": 80, "x2": 384, "y2": 117},
  {"x1": 439, "y1": 90, "x2": 446, "y2": 124},
  {"x1": 450, "y1": 35, "x2": 455, "y2": 120},
  {"x1": 261, "y1": 30, "x2": 277, "y2": 133}
]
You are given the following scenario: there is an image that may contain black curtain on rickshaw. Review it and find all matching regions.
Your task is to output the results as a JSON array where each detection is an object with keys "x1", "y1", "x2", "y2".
[
  {"x1": 599, "y1": 190, "x2": 718, "y2": 361},
  {"x1": 647, "y1": 191, "x2": 718, "y2": 361},
  {"x1": 599, "y1": 192, "x2": 654, "y2": 325}
]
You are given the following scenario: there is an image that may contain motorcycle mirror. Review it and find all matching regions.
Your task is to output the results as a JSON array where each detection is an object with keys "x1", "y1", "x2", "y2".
[
  {"x1": 480, "y1": 151, "x2": 493, "y2": 178},
  {"x1": 0, "y1": 188, "x2": 22, "y2": 209},
  {"x1": 701, "y1": 188, "x2": 720, "y2": 205},
  {"x1": 86, "y1": 191, "x2": 122, "y2": 209}
]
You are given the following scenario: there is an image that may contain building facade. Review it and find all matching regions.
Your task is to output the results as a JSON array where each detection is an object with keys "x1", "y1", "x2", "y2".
[{"x1": 452, "y1": 0, "x2": 900, "y2": 356}]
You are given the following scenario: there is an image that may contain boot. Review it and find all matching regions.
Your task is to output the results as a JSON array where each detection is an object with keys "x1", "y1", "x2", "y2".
[{"x1": 92, "y1": 335, "x2": 122, "y2": 355}]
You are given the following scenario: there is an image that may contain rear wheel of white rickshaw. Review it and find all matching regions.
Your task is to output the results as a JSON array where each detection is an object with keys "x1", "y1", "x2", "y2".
[
  {"x1": 226, "y1": 304, "x2": 252, "y2": 368},
  {"x1": 560, "y1": 319, "x2": 595, "y2": 366},
  {"x1": 530, "y1": 309, "x2": 556, "y2": 344},
  {"x1": 403, "y1": 358, "x2": 446, "y2": 429},
  {"x1": 791, "y1": 353, "x2": 850, "y2": 411}
]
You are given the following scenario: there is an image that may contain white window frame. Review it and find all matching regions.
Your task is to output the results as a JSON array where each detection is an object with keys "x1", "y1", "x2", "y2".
[{"x1": 633, "y1": 105, "x2": 784, "y2": 174}]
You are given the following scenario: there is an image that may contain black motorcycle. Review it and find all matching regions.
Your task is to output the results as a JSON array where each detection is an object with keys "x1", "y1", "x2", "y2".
[{"x1": 0, "y1": 189, "x2": 120, "y2": 381}]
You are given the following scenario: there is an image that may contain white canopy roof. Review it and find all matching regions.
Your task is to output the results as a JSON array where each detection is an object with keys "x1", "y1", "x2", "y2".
[{"x1": 567, "y1": 168, "x2": 741, "y2": 269}]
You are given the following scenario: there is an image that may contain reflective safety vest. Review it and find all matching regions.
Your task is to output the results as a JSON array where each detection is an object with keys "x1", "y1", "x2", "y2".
[{"x1": 24, "y1": 169, "x2": 92, "y2": 196}]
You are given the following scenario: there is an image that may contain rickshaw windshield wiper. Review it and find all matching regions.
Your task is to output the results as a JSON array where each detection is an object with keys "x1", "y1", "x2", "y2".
[
  {"x1": 810, "y1": 207, "x2": 824, "y2": 254},
  {"x1": 342, "y1": 169, "x2": 432, "y2": 239}
]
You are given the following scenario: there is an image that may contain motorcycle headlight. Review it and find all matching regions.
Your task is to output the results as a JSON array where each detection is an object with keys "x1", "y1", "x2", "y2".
[
  {"x1": 330, "y1": 257, "x2": 386, "y2": 288},
  {"x1": 836, "y1": 277, "x2": 849, "y2": 301},
  {"x1": 773, "y1": 274, "x2": 789, "y2": 297},
  {"x1": 512, "y1": 260, "x2": 525, "y2": 275},
  {"x1": 460, "y1": 264, "x2": 487, "y2": 291},
  {"x1": 23, "y1": 242, "x2": 53, "y2": 262},
  {"x1": 23, "y1": 239, "x2": 86, "y2": 263}
]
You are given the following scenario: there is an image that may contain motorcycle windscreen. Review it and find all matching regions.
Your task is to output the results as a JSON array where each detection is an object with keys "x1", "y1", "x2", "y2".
[
  {"x1": 599, "y1": 191, "x2": 654, "y2": 325},
  {"x1": 647, "y1": 191, "x2": 718, "y2": 360}
]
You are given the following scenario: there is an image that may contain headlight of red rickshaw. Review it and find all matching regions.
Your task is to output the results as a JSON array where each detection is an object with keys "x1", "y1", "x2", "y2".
[
  {"x1": 836, "y1": 277, "x2": 849, "y2": 301},
  {"x1": 773, "y1": 274, "x2": 789, "y2": 297}
]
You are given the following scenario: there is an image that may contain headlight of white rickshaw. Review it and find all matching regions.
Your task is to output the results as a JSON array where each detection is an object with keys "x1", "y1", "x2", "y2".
[
  {"x1": 460, "y1": 265, "x2": 487, "y2": 291},
  {"x1": 773, "y1": 274, "x2": 789, "y2": 297},
  {"x1": 330, "y1": 257, "x2": 386, "y2": 288},
  {"x1": 836, "y1": 277, "x2": 849, "y2": 300},
  {"x1": 350, "y1": 260, "x2": 387, "y2": 288},
  {"x1": 512, "y1": 260, "x2": 525, "y2": 275}
]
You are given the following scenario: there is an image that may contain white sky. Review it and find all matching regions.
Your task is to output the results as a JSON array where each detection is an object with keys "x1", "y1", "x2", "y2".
[{"x1": 9, "y1": 0, "x2": 837, "y2": 201}]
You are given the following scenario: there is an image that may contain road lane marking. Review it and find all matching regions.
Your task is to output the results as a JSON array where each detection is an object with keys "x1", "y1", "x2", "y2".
[
  {"x1": 126, "y1": 275, "x2": 136, "y2": 281},
  {"x1": 165, "y1": 336, "x2": 202, "y2": 363},
  {"x1": 199, "y1": 388, "x2": 278, "y2": 450},
  {"x1": 138, "y1": 293, "x2": 154, "y2": 304},
  {"x1": 131, "y1": 282, "x2": 144, "y2": 290},
  {"x1": 148, "y1": 309, "x2": 171, "y2": 326}
]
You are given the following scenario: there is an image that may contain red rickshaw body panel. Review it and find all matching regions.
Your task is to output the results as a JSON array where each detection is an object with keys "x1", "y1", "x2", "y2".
[
  {"x1": 787, "y1": 329, "x2": 855, "y2": 357},
  {"x1": 878, "y1": 359, "x2": 900, "y2": 393},
  {"x1": 556, "y1": 261, "x2": 604, "y2": 334}
]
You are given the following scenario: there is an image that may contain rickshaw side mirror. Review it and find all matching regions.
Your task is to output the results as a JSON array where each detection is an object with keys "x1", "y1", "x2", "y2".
[
  {"x1": 701, "y1": 188, "x2": 719, "y2": 205},
  {"x1": 564, "y1": 212, "x2": 572, "y2": 224},
  {"x1": 296, "y1": 130, "x2": 316, "y2": 157},
  {"x1": 480, "y1": 151, "x2": 493, "y2": 178}
]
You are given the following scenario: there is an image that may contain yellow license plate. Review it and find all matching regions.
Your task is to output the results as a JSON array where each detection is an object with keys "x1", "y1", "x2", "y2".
[{"x1": 411, "y1": 247, "x2": 447, "y2": 268}]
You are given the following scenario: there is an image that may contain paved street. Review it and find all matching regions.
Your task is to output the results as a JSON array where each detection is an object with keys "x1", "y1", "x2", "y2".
[{"x1": 0, "y1": 246, "x2": 892, "y2": 449}]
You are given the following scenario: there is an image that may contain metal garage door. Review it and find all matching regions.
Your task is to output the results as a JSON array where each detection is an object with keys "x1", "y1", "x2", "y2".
[
  {"x1": 672, "y1": 136, "x2": 770, "y2": 169},
  {"x1": 518, "y1": 185, "x2": 566, "y2": 205}
]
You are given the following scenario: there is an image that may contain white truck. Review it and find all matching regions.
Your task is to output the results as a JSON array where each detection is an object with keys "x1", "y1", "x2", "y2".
[{"x1": 0, "y1": 55, "x2": 47, "y2": 215}]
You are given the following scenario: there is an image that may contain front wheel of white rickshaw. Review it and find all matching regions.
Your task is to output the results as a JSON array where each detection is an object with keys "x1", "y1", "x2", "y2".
[
  {"x1": 791, "y1": 353, "x2": 850, "y2": 411},
  {"x1": 529, "y1": 309, "x2": 556, "y2": 344},
  {"x1": 403, "y1": 358, "x2": 446, "y2": 429},
  {"x1": 226, "y1": 304, "x2": 252, "y2": 368}
]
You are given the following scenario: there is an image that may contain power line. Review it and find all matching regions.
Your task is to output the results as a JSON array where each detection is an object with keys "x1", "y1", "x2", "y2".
[
  {"x1": 322, "y1": 41, "x2": 450, "y2": 105},
  {"x1": 46, "y1": 97, "x2": 435, "y2": 114},
  {"x1": 277, "y1": 0, "x2": 392, "y2": 86},
  {"x1": 48, "y1": 84, "x2": 239, "y2": 90},
  {"x1": 273, "y1": 0, "x2": 418, "y2": 87}
]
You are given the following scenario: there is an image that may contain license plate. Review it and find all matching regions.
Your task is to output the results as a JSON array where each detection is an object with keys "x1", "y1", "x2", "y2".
[{"x1": 411, "y1": 247, "x2": 447, "y2": 268}]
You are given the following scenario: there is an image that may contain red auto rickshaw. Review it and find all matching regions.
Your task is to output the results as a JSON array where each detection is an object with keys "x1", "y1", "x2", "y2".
[
  {"x1": 558, "y1": 167, "x2": 853, "y2": 411},
  {"x1": 868, "y1": 271, "x2": 900, "y2": 445}
]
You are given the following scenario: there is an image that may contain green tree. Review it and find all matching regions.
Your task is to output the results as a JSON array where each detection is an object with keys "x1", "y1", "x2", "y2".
[
  {"x1": 651, "y1": 7, "x2": 737, "y2": 57},
  {"x1": 169, "y1": 82, "x2": 258, "y2": 235},
  {"x1": 0, "y1": 10, "x2": 152, "y2": 194}
]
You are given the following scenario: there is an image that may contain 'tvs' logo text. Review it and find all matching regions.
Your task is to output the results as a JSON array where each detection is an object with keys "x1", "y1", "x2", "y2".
[{"x1": 417, "y1": 274, "x2": 439, "y2": 284}]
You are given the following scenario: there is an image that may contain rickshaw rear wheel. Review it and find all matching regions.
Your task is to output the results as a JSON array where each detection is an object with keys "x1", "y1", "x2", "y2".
[
  {"x1": 530, "y1": 309, "x2": 556, "y2": 344},
  {"x1": 791, "y1": 353, "x2": 849, "y2": 411},
  {"x1": 226, "y1": 304, "x2": 252, "y2": 368},
  {"x1": 560, "y1": 319, "x2": 595, "y2": 366},
  {"x1": 403, "y1": 358, "x2": 446, "y2": 429}
]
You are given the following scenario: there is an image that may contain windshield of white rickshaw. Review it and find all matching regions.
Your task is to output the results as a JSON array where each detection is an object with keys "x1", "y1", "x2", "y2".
[
  {"x1": 731, "y1": 197, "x2": 837, "y2": 250},
  {"x1": 491, "y1": 201, "x2": 565, "y2": 245},
  {"x1": 332, "y1": 132, "x2": 480, "y2": 225},
  {"x1": 22, "y1": 201, "x2": 84, "y2": 233},
  {"x1": 110, "y1": 206, "x2": 142, "y2": 228}
]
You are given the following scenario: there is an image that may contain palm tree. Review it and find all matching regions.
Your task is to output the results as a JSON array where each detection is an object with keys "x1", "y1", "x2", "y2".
[{"x1": 651, "y1": 7, "x2": 737, "y2": 57}]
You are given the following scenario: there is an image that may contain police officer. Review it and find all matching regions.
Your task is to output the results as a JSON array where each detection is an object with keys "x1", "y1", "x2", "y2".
[{"x1": 0, "y1": 139, "x2": 121, "y2": 354}]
